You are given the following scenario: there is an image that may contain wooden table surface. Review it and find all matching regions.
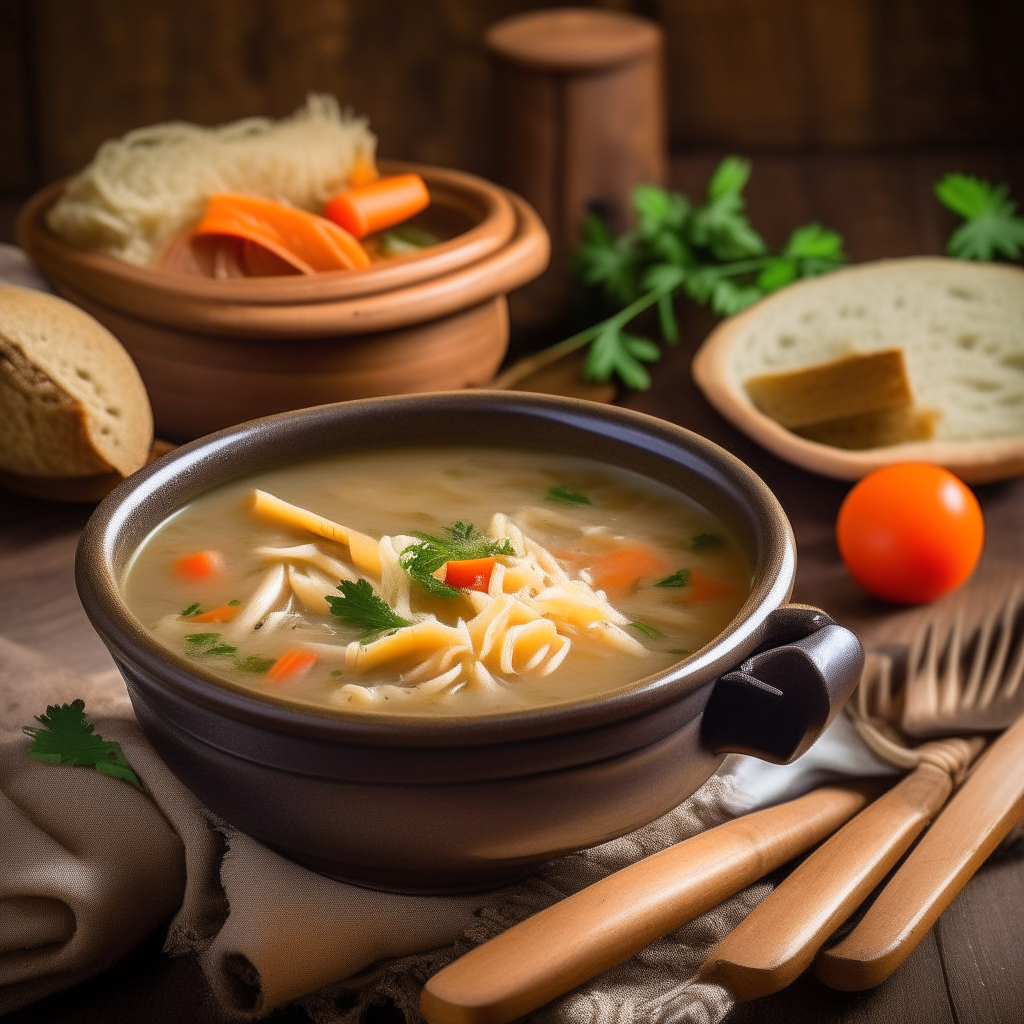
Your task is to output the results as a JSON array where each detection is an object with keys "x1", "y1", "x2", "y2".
[{"x1": 3, "y1": 151, "x2": 1024, "y2": 1023}]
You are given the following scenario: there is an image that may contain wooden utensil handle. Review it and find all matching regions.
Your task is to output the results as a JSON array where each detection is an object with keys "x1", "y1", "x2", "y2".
[
  {"x1": 817, "y1": 715, "x2": 1024, "y2": 991},
  {"x1": 420, "y1": 783, "x2": 879, "y2": 1024},
  {"x1": 701, "y1": 762, "x2": 953, "y2": 1001}
]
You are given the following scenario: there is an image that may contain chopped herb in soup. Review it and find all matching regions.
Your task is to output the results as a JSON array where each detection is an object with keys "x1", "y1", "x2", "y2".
[{"x1": 122, "y1": 448, "x2": 752, "y2": 716}]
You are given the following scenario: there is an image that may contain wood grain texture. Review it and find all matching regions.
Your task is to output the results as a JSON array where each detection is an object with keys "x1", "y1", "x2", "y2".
[
  {"x1": 421, "y1": 785, "x2": 875, "y2": 1024},
  {"x1": 701, "y1": 763, "x2": 954, "y2": 1001},
  {"x1": 816, "y1": 715, "x2": 1024, "y2": 990}
]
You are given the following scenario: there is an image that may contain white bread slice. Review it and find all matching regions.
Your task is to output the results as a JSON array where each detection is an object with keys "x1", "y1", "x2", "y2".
[
  {"x1": 693, "y1": 257, "x2": 1024, "y2": 482},
  {"x1": 0, "y1": 284, "x2": 153, "y2": 478}
]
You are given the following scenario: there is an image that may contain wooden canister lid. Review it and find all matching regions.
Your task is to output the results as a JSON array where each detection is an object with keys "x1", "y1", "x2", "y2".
[{"x1": 484, "y1": 7, "x2": 661, "y2": 71}]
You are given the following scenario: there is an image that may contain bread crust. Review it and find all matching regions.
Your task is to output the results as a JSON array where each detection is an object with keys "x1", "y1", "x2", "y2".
[
  {"x1": 692, "y1": 257, "x2": 1024, "y2": 483},
  {"x1": 0, "y1": 284, "x2": 153, "y2": 478}
]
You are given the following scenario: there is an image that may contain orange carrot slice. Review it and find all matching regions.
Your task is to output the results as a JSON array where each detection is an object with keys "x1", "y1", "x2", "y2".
[
  {"x1": 323, "y1": 173, "x2": 430, "y2": 240},
  {"x1": 441, "y1": 557, "x2": 496, "y2": 592},
  {"x1": 174, "y1": 550, "x2": 224, "y2": 580},
  {"x1": 349, "y1": 154, "x2": 380, "y2": 188},
  {"x1": 194, "y1": 194, "x2": 370, "y2": 274},
  {"x1": 189, "y1": 603, "x2": 240, "y2": 623},
  {"x1": 590, "y1": 544, "x2": 669, "y2": 597},
  {"x1": 682, "y1": 571, "x2": 735, "y2": 603},
  {"x1": 266, "y1": 649, "x2": 318, "y2": 684}
]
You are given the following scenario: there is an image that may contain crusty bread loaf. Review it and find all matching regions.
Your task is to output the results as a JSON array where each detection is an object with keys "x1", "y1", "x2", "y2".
[
  {"x1": 724, "y1": 258, "x2": 1024, "y2": 444},
  {"x1": 0, "y1": 284, "x2": 153, "y2": 478}
]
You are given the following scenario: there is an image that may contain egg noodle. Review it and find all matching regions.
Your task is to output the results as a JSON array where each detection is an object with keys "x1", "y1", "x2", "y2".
[{"x1": 46, "y1": 94, "x2": 376, "y2": 267}]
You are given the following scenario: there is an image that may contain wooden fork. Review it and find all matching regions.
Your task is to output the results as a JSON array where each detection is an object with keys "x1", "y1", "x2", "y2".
[
  {"x1": 702, "y1": 588, "x2": 1024, "y2": 1000},
  {"x1": 697, "y1": 649, "x2": 985, "y2": 1001}
]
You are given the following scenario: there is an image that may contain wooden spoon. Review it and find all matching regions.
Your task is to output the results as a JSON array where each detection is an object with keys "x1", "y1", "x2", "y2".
[{"x1": 419, "y1": 782, "x2": 882, "y2": 1024}]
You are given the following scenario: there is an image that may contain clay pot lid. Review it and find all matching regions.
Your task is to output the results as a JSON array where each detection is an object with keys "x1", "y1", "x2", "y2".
[{"x1": 484, "y1": 7, "x2": 661, "y2": 71}]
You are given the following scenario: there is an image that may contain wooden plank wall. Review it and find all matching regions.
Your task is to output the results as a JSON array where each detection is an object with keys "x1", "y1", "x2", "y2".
[{"x1": 1, "y1": 0, "x2": 1022, "y2": 199}]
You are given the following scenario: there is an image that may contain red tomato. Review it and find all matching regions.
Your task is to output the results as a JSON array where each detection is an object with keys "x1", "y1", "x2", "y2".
[{"x1": 836, "y1": 463, "x2": 984, "y2": 604}]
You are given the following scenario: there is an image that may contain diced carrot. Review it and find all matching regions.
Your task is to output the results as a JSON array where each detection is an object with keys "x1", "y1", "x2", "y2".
[
  {"x1": 194, "y1": 194, "x2": 370, "y2": 274},
  {"x1": 590, "y1": 544, "x2": 669, "y2": 597},
  {"x1": 442, "y1": 557, "x2": 496, "y2": 592},
  {"x1": 174, "y1": 550, "x2": 225, "y2": 580},
  {"x1": 266, "y1": 649, "x2": 318, "y2": 684},
  {"x1": 682, "y1": 571, "x2": 735, "y2": 603},
  {"x1": 188, "y1": 603, "x2": 240, "y2": 623},
  {"x1": 348, "y1": 154, "x2": 380, "y2": 188},
  {"x1": 323, "y1": 173, "x2": 430, "y2": 240}
]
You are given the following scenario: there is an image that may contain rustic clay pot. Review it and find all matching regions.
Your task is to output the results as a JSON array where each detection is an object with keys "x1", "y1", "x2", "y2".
[
  {"x1": 17, "y1": 163, "x2": 549, "y2": 440},
  {"x1": 76, "y1": 392, "x2": 864, "y2": 892}
]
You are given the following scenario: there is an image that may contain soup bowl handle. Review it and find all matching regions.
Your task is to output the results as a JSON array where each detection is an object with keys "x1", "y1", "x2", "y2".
[{"x1": 700, "y1": 605, "x2": 863, "y2": 765}]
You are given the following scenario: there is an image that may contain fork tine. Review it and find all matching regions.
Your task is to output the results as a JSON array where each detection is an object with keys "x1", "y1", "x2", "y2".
[
  {"x1": 905, "y1": 616, "x2": 940, "y2": 727},
  {"x1": 962, "y1": 602, "x2": 999, "y2": 709},
  {"x1": 940, "y1": 610, "x2": 966, "y2": 719},
  {"x1": 992, "y1": 584, "x2": 1024, "y2": 704},
  {"x1": 976, "y1": 587, "x2": 1016, "y2": 708}
]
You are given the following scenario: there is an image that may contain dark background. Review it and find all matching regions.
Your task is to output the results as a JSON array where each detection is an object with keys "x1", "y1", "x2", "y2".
[{"x1": 2, "y1": 0, "x2": 1023, "y2": 248}]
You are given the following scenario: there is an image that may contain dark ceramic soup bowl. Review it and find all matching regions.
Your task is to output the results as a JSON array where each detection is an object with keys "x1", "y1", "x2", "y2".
[{"x1": 76, "y1": 392, "x2": 863, "y2": 893}]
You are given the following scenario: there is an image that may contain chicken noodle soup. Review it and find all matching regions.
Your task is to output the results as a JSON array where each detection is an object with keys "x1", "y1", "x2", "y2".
[{"x1": 123, "y1": 448, "x2": 752, "y2": 715}]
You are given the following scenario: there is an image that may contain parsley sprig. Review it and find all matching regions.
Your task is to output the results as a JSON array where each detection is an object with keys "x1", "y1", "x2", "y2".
[
  {"x1": 549, "y1": 156, "x2": 846, "y2": 390},
  {"x1": 935, "y1": 173, "x2": 1024, "y2": 262},
  {"x1": 326, "y1": 578, "x2": 413, "y2": 641},
  {"x1": 24, "y1": 700, "x2": 143, "y2": 790},
  {"x1": 399, "y1": 522, "x2": 515, "y2": 598}
]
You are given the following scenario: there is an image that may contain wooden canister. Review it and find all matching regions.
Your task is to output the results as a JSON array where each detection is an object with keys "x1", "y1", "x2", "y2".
[{"x1": 486, "y1": 7, "x2": 667, "y2": 326}]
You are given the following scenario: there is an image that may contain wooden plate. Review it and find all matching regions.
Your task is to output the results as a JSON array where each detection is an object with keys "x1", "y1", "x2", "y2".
[{"x1": 692, "y1": 259, "x2": 1024, "y2": 484}]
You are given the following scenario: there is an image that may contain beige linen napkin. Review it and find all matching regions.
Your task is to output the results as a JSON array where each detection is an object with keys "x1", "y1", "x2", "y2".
[{"x1": 0, "y1": 634, "x2": 772, "y2": 1023}]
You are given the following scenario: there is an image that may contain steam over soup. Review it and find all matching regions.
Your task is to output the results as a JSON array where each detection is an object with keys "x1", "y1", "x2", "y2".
[{"x1": 123, "y1": 448, "x2": 751, "y2": 715}]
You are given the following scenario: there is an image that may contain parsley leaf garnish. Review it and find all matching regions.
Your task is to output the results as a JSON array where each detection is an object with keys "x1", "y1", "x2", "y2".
[
  {"x1": 690, "y1": 532, "x2": 723, "y2": 551},
  {"x1": 547, "y1": 486, "x2": 592, "y2": 505},
  {"x1": 227, "y1": 599, "x2": 242, "y2": 607},
  {"x1": 630, "y1": 620, "x2": 664, "y2": 639},
  {"x1": 23, "y1": 699, "x2": 143, "y2": 790},
  {"x1": 180, "y1": 602, "x2": 202, "y2": 617},
  {"x1": 326, "y1": 578, "x2": 413, "y2": 642},
  {"x1": 185, "y1": 632, "x2": 238, "y2": 656},
  {"x1": 654, "y1": 569, "x2": 691, "y2": 588},
  {"x1": 556, "y1": 156, "x2": 848, "y2": 390},
  {"x1": 235, "y1": 655, "x2": 275, "y2": 672},
  {"x1": 399, "y1": 522, "x2": 514, "y2": 598},
  {"x1": 935, "y1": 173, "x2": 1024, "y2": 262}
]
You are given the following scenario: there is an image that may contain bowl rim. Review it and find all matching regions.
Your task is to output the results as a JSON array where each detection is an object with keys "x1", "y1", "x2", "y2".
[
  {"x1": 76, "y1": 392, "x2": 797, "y2": 747},
  {"x1": 17, "y1": 160, "x2": 518, "y2": 306}
]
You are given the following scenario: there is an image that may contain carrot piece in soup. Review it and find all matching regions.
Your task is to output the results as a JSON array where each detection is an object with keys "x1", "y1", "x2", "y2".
[
  {"x1": 266, "y1": 650, "x2": 318, "y2": 684},
  {"x1": 591, "y1": 544, "x2": 669, "y2": 596},
  {"x1": 194, "y1": 194, "x2": 370, "y2": 274},
  {"x1": 683, "y1": 571, "x2": 735, "y2": 603},
  {"x1": 442, "y1": 557, "x2": 496, "y2": 592},
  {"x1": 174, "y1": 550, "x2": 225, "y2": 580},
  {"x1": 323, "y1": 173, "x2": 430, "y2": 240},
  {"x1": 188, "y1": 603, "x2": 240, "y2": 623}
]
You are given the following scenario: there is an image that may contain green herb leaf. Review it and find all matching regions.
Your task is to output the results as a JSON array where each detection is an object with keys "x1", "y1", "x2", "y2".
[
  {"x1": 654, "y1": 569, "x2": 691, "y2": 588},
  {"x1": 557, "y1": 156, "x2": 846, "y2": 392},
  {"x1": 756, "y1": 257, "x2": 798, "y2": 293},
  {"x1": 630, "y1": 620, "x2": 664, "y2": 639},
  {"x1": 400, "y1": 522, "x2": 515, "y2": 598},
  {"x1": 23, "y1": 699, "x2": 143, "y2": 790},
  {"x1": 185, "y1": 633, "x2": 238, "y2": 657},
  {"x1": 235, "y1": 655, "x2": 275, "y2": 672},
  {"x1": 180, "y1": 602, "x2": 202, "y2": 617},
  {"x1": 330, "y1": 669, "x2": 344, "y2": 678},
  {"x1": 935, "y1": 173, "x2": 1024, "y2": 261},
  {"x1": 690, "y1": 532, "x2": 723, "y2": 550},
  {"x1": 227, "y1": 599, "x2": 242, "y2": 607},
  {"x1": 326, "y1": 579, "x2": 413, "y2": 642},
  {"x1": 547, "y1": 486, "x2": 592, "y2": 505}
]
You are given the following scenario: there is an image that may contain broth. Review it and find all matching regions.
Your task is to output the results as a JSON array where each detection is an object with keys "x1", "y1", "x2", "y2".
[{"x1": 123, "y1": 447, "x2": 751, "y2": 716}]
